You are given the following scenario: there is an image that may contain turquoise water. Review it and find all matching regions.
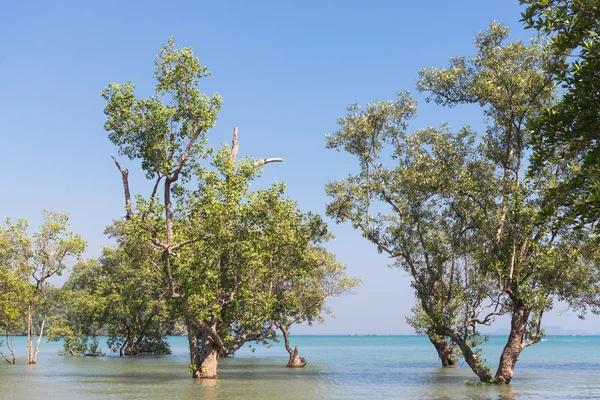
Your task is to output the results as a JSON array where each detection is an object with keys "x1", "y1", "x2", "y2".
[{"x1": 1, "y1": 335, "x2": 599, "y2": 399}]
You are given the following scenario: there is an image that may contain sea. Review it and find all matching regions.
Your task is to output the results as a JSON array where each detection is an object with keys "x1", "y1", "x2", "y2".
[{"x1": 1, "y1": 335, "x2": 599, "y2": 399}]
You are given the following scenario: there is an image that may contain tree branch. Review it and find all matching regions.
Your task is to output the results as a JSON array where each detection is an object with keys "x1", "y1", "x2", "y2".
[
  {"x1": 231, "y1": 127, "x2": 239, "y2": 164},
  {"x1": 112, "y1": 156, "x2": 132, "y2": 219},
  {"x1": 171, "y1": 235, "x2": 213, "y2": 251},
  {"x1": 256, "y1": 157, "x2": 284, "y2": 166}
]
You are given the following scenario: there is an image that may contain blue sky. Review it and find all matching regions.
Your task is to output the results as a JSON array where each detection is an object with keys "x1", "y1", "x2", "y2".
[{"x1": 2, "y1": 0, "x2": 597, "y2": 334}]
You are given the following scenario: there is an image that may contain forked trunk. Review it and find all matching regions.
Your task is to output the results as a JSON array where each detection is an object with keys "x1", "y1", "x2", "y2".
[
  {"x1": 277, "y1": 322, "x2": 306, "y2": 368},
  {"x1": 428, "y1": 333, "x2": 456, "y2": 368},
  {"x1": 186, "y1": 320, "x2": 219, "y2": 379},
  {"x1": 494, "y1": 302, "x2": 531, "y2": 384}
]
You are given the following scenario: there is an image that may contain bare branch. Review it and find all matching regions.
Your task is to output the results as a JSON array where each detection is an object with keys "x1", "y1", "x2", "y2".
[
  {"x1": 256, "y1": 157, "x2": 284, "y2": 166},
  {"x1": 112, "y1": 156, "x2": 132, "y2": 219},
  {"x1": 171, "y1": 235, "x2": 213, "y2": 251},
  {"x1": 151, "y1": 238, "x2": 168, "y2": 250},
  {"x1": 171, "y1": 132, "x2": 201, "y2": 182},
  {"x1": 231, "y1": 127, "x2": 239, "y2": 164}
]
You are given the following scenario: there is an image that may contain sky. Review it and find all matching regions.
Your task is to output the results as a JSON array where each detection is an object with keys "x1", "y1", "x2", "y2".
[{"x1": 1, "y1": 0, "x2": 598, "y2": 335}]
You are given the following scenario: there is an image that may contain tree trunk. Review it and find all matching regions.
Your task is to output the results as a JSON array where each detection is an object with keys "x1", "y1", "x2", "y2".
[
  {"x1": 124, "y1": 336, "x2": 136, "y2": 356},
  {"x1": 494, "y1": 302, "x2": 531, "y2": 384},
  {"x1": 277, "y1": 322, "x2": 306, "y2": 368},
  {"x1": 445, "y1": 330, "x2": 493, "y2": 383},
  {"x1": 32, "y1": 318, "x2": 45, "y2": 364},
  {"x1": 186, "y1": 320, "x2": 219, "y2": 379},
  {"x1": 27, "y1": 302, "x2": 33, "y2": 365},
  {"x1": 2, "y1": 332, "x2": 16, "y2": 365},
  {"x1": 119, "y1": 339, "x2": 127, "y2": 357},
  {"x1": 427, "y1": 333, "x2": 456, "y2": 368}
]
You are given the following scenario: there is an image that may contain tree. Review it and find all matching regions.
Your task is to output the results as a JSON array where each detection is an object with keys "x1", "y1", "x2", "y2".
[
  {"x1": 325, "y1": 93, "x2": 499, "y2": 379},
  {"x1": 522, "y1": 0, "x2": 600, "y2": 228},
  {"x1": 169, "y1": 142, "x2": 333, "y2": 377},
  {"x1": 417, "y1": 22, "x2": 596, "y2": 384},
  {"x1": 102, "y1": 36, "x2": 223, "y2": 377},
  {"x1": 48, "y1": 226, "x2": 175, "y2": 357},
  {"x1": 0, "y1": 218, "x2": 31, "y2": 364},
  {"x1": 270, "y1": 247, "x2": 359, "y2": 367},
  {"x1": 102, "y1": 38, "x2": 350, "y2": 378},
  {"x1": 0, "y1": 212, "x2": 86, "y2": 364}
]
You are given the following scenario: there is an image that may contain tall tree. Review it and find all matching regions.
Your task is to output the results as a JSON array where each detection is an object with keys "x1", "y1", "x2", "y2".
[
  {"x1": 325, "y1": 94, "x2": 498, "y2": 379},
  {"x1": 102, "y1": 39, "x2": 351, "y2": 378},
  {"x1": 417, "y1": 22, "x2": 595, "y2": 383},
  {"x1": 102, "y1": 37, "x2": 224, "y2": 377},
  {"x1": 522, "y1": 0, "x2": 600, "y2": 228}
]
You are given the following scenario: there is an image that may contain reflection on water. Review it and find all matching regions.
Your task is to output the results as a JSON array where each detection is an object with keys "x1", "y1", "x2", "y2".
[{"x1": 1, "y1": 336, "x2": 600, "y2": 399}]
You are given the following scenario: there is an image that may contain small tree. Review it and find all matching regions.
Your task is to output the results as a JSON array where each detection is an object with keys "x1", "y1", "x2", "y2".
[
  {"x1": 271, "y1": 247, "x2": 360, "y2": 368},
  {"x1": 0, "y1": 218, "x2": 31, "y2": 364},
  {"x1": 1, "y1": 212, "x2": 85, "y2": 364},
  {"x1": 48, "y1": 228, "x2": 175, "y2": 357}
]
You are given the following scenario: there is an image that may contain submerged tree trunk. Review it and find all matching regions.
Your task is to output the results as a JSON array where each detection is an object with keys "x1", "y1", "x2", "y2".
[
  {"x1": 119, "y1": 340, "x2": 127, "y2": 357},
  {"x1": 124, "y1": 336, "x2": 136, "y2": 356},
  {"x1": 186, "y1": 320, "x2": 220, "y2": 379},
  {"x1": 277, "y1": 322, "x2": 306, "y2": 368},
  {"x1": 1, "y1": 332, "x2": 16, "y2": 364},
  {"x1": 32, "y1": 318, "x2": 45, "y2": 364},
  {"x1": 444, "y1": 330, "x2": 493, "y2": 383},
  {"x1": 427, "y1": 333, "x2": 456, "y2": 368},
  {"x1": 494, "y1": 302, "x2": 531, "y2": 384},
  {"x1": 27, "y1": 303, "x2": 33, "y2": 365}
]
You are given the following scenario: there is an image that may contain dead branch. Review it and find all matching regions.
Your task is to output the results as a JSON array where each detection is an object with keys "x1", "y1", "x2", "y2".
[{"x1": 112, "y1": 156, "x2": 132, "y2": 219}]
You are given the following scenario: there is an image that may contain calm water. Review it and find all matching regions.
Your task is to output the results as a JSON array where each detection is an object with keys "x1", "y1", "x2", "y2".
[{"x1": 1, "y1": 335, "x2": 599, "y2": 399}]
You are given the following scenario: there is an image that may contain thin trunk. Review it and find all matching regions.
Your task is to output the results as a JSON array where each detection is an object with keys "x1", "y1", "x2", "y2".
[
  {"x1": 27, "y1": 302, "x2": 33, "y2": 365},
  {"x1": 32, "y1": 318, "x2": 45, "y2": 364},
  {"x1": 133, "y1": 314, "x2": 155, "y2": 350},
  {"x1": 427, "y1": 333, "x2": 456, "y2": 368},
  {"x1": 165, "y1": 180, "x2": 175, "y2": 246},
  {"x1": 494, "y1": 302, "x2": 531, "y2": 384},
  {"x1": 2, "y1": 331, "x2": 16, "y2": 364},
  {"x1": 277, "y1": 322, "x2": 306, "y2": 368}
]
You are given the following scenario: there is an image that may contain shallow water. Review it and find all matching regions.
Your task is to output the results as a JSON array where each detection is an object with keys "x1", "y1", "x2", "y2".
[{"x1": 1, "y1": 335, "x2": 599, "y2": 399}]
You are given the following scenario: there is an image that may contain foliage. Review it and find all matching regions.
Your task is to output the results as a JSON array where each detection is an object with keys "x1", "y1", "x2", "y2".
[
  {"x1": 522, "y1": 0, "x2": 600, "y2": 228},
  {"x1": 48, "y1": 224, "x2": 175, "y2": 356},
  {"x1": 102, "y1": 38, "x2": 356, "y2": 377},
  {"x1": 0, "y1": 227, "x2": 31, "y2": 335},
  {"x1": 0, "y1": 218, "x2": 32, "y2": 335},
  {"x1": 327, "y1": 21, "x2": 597, "y2": 383},
  {"x1": 0, "y1": 212, "x2": 85, "y2": 363},
  {"x1": 325, "y1": 90, "x2": 497, "y2": 379},
  {"x1": 417, "y1": 21, "x2": 596, "y2": 382}
]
